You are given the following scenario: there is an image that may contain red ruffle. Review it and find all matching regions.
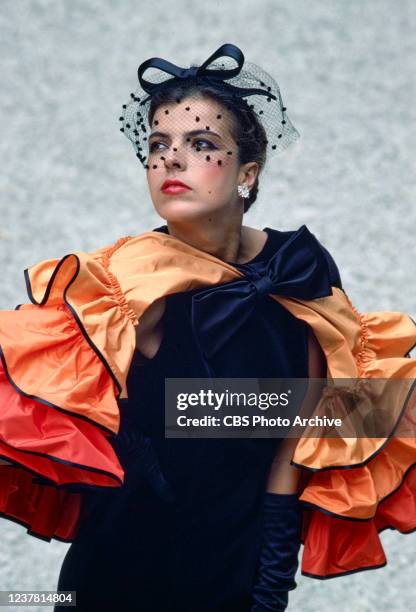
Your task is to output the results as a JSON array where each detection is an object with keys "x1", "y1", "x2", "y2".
[
  {"x1": 0, "y1": 358, "x2": 124, "y2": 541},
  {"x1": 300, "y1": 453, "x2": 416, "y2": 578},
  {"x1": 0, "y1": 466, "x2": 83, "y2": 541}
]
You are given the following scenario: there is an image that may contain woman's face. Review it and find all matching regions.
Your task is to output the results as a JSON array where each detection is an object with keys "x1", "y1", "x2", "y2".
[{"x1": 145, "y1": 96, "x2": 255, "y2": 223}]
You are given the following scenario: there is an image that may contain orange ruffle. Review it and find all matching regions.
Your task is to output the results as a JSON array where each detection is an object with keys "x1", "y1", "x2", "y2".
[
  {"x1": 0, "y1": 315, "x2": 124, "y2": 539},
  {"x1": 22, "y1": 232, "x2": 239, "y2": 400},
  {"x1": 0, "y1": 239, "x2": 139, "y2": 540},
  {"x1": 1, "y1": 228, "x2": 416, "y2": 561},
  {"x1": 21, "y1": 242, "x2": 139, "y2": 402},
  {"x1": 0, "y1": 231, "x2": 232, "y2": 542},
  {"x1": 275, "y1": 289, "x2": 416, "y2": 577},
  {"x1": 0, "y1": 359, "x2": 123, "y2": 485},
  {"x1": 300, "y1": 465, "x2": 416, "y2": 578},
  {"x1": 1, "y1": 303, "x2": 121, "y2": 432},
  {"x1": 0, "y1": 231, "x2": 233, "y2": 541}
]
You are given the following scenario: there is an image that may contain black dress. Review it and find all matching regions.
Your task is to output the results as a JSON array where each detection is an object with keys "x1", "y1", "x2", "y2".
[{"x1": 55, "y1": 226, "x2": 312, "y2": 612}]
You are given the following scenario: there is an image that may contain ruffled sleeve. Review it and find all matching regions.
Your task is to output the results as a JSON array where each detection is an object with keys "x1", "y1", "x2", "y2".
[
  {"x1": 274, "y1": 281, "x2": 416, "y2": 579},
  {"x1": 0, "y1": 229, "x2": 251, "y2": 542},
  {"x1": 2, "y1": 226, "x2": 415, "y2": 568},
  {"x1": 0, "y1": 236, "x2": 139, "y2": 542}
]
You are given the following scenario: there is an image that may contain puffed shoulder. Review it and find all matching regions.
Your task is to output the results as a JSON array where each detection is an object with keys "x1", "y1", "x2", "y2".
[
  {"x1": 0, "y1": 230, "x2": 243, "y2": 541},
  {"x1": 0, "y1": 225, "x2": 415, "y2": 559},
  {"x1": 265, "y1": 225, "x2": 343, "y2": 291},
  {"x1": 277, "y1": 288, "x2": 416, "y2": 578},
  {"x1": 318, "y1": 243, "x2": 343, "y2": 290},
  {"x1": 0, "y1": 237, "x2": 139, "y2": 541}
]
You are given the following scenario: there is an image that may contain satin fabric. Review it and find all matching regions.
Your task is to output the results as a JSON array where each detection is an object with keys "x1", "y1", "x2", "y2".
[
  {"x1": 54, "y1": 227, "x2": 310, "y2": 611},
  {"x1": 251, "y1": 492, "x2": 303, "y2": 611},
  {"x1": 189, "y1": 224, "x2": 333, "y2": 362},
  {"x1": 0, "y1": 222, "x2": 415, "y2": 581}
]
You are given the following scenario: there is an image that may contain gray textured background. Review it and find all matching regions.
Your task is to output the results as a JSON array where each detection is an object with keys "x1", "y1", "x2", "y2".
[{"x1": 0, "y1": 1, "x2": 415, "y2": 610}]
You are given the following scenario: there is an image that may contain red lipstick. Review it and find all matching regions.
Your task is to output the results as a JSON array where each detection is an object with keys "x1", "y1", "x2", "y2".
[{"x1": 161, "y1": 179, "x2": 192, "y2": 194}]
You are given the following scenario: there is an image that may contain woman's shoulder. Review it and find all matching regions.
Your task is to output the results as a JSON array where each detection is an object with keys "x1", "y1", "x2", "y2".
[
  {"x1": 150, "y1": 223, "x2": 342, "y2": 290},
  {"x1": 246, "y1": 224, "x2": 295, "y2": 246},
  {"x1": 257, "y1": 224, "x2": 343, "y2": 291}
]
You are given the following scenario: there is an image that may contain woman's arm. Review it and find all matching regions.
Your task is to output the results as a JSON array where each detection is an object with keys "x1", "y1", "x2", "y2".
[
  {"x1": 134, "y1": 296, "x2": 166, "y2": 363},
  {"x1": 250, "y1": 328, "x2": 327, "y2": 611},
  {"x1": 266, "y1": 326, "x2": 327, "y2": 494}
]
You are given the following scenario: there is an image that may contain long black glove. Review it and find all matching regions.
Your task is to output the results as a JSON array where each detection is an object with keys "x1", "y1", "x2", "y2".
[
  {"x1": 33, "y1": 420, "x2": 175, "y2": 503},
  {"x1": 250, "y1": 492, "x2": 303, "y2": 612},
  {"x1": 109, "y1": 416, "x2": 176, "y2": 503},
  {"x1": 76, "y1": 419, "x2": 176, "y2": 536}
]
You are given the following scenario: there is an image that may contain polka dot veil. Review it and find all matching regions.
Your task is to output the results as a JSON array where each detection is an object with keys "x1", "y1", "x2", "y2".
[{"x1": 118, "y1": 43, "x2": 300, "y2": 171}]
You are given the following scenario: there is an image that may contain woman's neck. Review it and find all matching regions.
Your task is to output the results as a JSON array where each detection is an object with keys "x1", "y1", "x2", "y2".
[{"x1": 164, "y1": 222, "x2": 267, "y2": 265}]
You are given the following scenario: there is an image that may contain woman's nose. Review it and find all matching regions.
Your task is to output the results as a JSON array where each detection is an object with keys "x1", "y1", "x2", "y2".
[{"x1": 163, "y1": 146, "x2": 185, "y2": 170}]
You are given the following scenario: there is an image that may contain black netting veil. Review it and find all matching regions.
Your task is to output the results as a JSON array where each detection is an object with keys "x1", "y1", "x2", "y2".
[{"x1": 118, "y1": 43, "x2": 300, "y2": 171}]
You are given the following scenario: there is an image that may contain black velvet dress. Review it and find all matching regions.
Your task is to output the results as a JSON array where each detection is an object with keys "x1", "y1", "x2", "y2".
[{"x1": 55, "y1": 226, "x2": 313, "y2": 612}]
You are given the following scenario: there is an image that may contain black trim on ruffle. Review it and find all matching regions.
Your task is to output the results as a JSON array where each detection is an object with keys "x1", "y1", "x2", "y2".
[
  {"x1": 406, "y1": 315, "x2": 416, "y2": 355},
  {"x1": 299, "y1": 461, "x2": 416, "y2": 579},
  {"x1": 297, "y1": 461, "x2": 416, "y2": 523},
  {"x1": 0, "y1": 442, "x2": 123, "y2": 487},
  {"x1": 290, "y1": 376, "x2": 416, "y2": 473},
  {"x1": 0, "y1": 346, "x2": 116, "y2": 437},
  {"x1": 21, "y1": 253, "x2": 123, "y2": 397},
  {"x1": 0, "y1": 510, "x2": 76, "y2": 543},
  {"x1": 301, "y1": 560, "x2": 387, "y2": 580},
  {"x1": 29, "y1": 475, "x2": 124, "y2": 492},
  {"x1": 0, "y1": 459, "x2": 123, "y2": 540}
]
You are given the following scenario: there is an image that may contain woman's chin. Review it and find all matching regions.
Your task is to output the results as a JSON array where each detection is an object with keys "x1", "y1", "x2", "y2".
[{"x1": 157, "y1": 203, "x2": 212, "y2": 222}]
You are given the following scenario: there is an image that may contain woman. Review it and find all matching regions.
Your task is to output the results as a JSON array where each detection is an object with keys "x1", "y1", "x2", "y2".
[
  {"x1": 0, "y1": 44, "x2": 415, "y2": 612},
  {"x1": 55, "y1": 43, "x2": 329, "y2": 611}
]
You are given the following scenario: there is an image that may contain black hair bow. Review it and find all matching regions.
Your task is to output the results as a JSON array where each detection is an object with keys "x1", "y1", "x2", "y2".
[{"x1": 137, "y1": 43, "x2": 276, "y2": 100}]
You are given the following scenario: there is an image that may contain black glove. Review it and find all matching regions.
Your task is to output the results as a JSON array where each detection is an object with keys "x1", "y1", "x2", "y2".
[
  {"x1": 250, "y1": 492, "x2": 303, "y2": 611},
  {"x1": 77, "y1": 420, "x2": 176, "y2": 536},
  {"x1": 109, "y1": 417, "x2": 176, "y2": 503},
  {"x1": 32, "y1": 422, "x2": 175, "y2": 503}
]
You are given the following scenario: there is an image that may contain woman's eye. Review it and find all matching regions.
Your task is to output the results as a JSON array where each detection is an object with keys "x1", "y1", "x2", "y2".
[
  {"x1": 149, "y1": 141, "x2": 166, "y2": 152},
  {"x1": 149, "y1": 139, "x2": 216, "y2": 153},
  {"x1": 193, "y1": 139, "x2": 216, "y2": 150}
]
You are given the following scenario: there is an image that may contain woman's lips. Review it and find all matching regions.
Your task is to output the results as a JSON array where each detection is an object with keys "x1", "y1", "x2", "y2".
[{"x1": 161, "y1": 185, "x2": 192, "y2": 194}]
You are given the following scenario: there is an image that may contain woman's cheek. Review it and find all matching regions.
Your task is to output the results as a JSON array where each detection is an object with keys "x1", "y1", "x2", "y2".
[
  {"x1": 195, "y1": 156, "x2": 233, "y2": 184},
  {"x1": 191, "y1": 159, "x2": 234, "y2": 203},
  {"x1": 148, "y1": 174, "x2": 162, "y2": 199}
]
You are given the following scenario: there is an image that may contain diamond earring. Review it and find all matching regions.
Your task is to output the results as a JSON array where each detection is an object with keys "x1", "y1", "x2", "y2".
[{"x1": 237, "y1": 184, "x2": 250, "y2": 198}]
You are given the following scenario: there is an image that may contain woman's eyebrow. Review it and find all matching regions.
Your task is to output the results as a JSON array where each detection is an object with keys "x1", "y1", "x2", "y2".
[{"x1": 148, "y1": 129, "x2": 222, "y2": 140}]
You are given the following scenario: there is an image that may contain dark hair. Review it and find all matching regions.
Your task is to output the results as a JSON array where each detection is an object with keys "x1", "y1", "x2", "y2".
[{"x1": 147, "y1": 81, "x2": 268, "y2": 213}]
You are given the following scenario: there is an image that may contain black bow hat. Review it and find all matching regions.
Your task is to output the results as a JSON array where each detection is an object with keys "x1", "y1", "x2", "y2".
[{"x1": 118, "y1": 43, "x2": 300, "y2": 170}]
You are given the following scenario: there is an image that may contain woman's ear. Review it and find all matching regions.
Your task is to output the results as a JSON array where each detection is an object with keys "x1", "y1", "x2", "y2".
[{"x1": 238, "y1": 161, "x2": 259, "y2": 190}]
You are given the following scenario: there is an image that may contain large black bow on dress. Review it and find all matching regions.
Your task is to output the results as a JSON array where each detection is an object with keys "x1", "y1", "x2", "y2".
[
  {"x1": 137, "y1": 43, "x2": 276, "y2": 100},
  {"x1": 191, "y1": 225, "x2": 332, "y2": 360}
]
